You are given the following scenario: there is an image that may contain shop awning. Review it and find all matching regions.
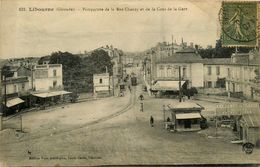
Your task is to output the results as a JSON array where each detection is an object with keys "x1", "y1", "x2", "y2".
[
  {"x1": 32, "y1": 90, "x2": 72, "y2": 98},
  {"x1": 176, "y1": 113, "x2": 201, "y2": 119},
  {"x1": 4, "y1": 98, "x2": 24, "y2": 108},
  {"x1": 151, "y1": 80, "x2": 185, "y2": 91}
]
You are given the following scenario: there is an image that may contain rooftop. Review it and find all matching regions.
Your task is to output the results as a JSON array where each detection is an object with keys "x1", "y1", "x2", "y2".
[
  {"x1": 158, "y1": 48, "x2": 203, "y2": 64},
  {"x1": 231, "y1": 51, "x2": 260, "y2": 66},
  {"x1": 169, "y1": 101, "x2": 204, "y2": 111},
  {"x1": 203, "y1": 58, "x2": 231, "y2": 65}
]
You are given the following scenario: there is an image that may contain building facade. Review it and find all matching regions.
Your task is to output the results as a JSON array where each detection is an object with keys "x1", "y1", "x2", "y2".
[
  {"x1": 93, "y1": 73, "x2": 111, "y2": 97},
  {"x1": 33, "y1": 64, "x2": 63, "y2": 92},
  {"x1": 203, "y1": 58, "x2": 230, "y2": 88},
  {"x1": 153, "y1": 48, "x2": 204, "y2": 88},
  {"x1": 226, "y1": 51, "x2": 260, "y2": 100}
]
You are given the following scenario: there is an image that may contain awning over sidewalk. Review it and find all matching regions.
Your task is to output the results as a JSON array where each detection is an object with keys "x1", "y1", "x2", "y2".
[
  {"x1": 151, "y1": 80, "x2": 185, "y2": 91},
  {"x1": 3, "y1": 98, "x2": 24, "y2": 108},
  {"x1": 176, "y1": 113, "x2": 201, "y2": 119},
  {"x1": 32, "y1": 90, "x2": 72, "y2": 98}
]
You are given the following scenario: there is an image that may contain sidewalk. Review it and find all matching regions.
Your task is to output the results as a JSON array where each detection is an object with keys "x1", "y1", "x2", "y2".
[{"x1": 3, "y1": 88, "x2": 122, "y2": 122}]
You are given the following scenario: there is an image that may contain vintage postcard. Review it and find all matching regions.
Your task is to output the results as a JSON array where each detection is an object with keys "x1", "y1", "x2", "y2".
[{"x1": 0, "y1": 0, "x2": 260, "y2": 166}]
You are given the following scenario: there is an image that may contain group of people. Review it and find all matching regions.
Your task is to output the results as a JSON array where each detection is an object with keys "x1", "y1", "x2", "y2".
[{"x1": 138, "y1": 94, "x2": 154, "y2": 127}]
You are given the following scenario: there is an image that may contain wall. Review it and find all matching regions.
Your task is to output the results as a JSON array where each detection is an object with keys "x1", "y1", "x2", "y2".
[
  {"x1": 33, "y1": 64, "x2": 63, "y2": 92},
  {"x1": 93, "y1": 73, "x2": 110, "y2": 93},
  {"x1": 4, "y1": 80, "x2": 29, "y2": 95},
  {"x1": 226, "y1": 64, "x2": 259, "y2": 100},
  {"x1": 154, "y1": 62, "x2": 204, "y2": 88},
  {"x1": 203, "y1": 64, "x2": 228, "y2": 88},
  {"x1": 191, "y1": 63, "x2": 204, "y2": 87}
]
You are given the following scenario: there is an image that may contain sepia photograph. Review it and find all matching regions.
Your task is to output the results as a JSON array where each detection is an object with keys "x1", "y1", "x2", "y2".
[{"x1": 0, "y1": 0, "x2": 260, "y2": 166}]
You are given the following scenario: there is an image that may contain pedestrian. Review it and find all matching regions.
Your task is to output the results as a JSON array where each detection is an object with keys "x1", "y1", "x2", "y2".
[
  {"x1": 128, "y1": 85, "x2": 131, "y2": 93},
  {"x1": 150, "y1": 116, "x2": 154, "y2": 127},
  {"x1": 140, "y1": 102, "x2": 143, "y2": 112},
  {"x1": 139, "y1": 94, "x2": 144, "y2": 100}
]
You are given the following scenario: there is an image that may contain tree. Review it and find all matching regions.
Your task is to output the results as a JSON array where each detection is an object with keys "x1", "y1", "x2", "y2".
[
  {"x1": 81, "y1": 49, "x2": 113, "y2": 91},
  {"x1": 85, "y1": 50, "x2": 113, "y2": 75},
  {"x1": 1, "y1": 65, "x2": 14, "y2": 78},
  {"x1": 214, "y1": 39, "x2": 234, "y2": 58},
  {"x1": 198, "y1": 39, "x2": 252, "y2": 59},
  {"x1": 48, "y1": 51, "x2": 83, "y2": 91},
  {"x1": 47, "y1": 50, "x2": 113, "y2": 93}
]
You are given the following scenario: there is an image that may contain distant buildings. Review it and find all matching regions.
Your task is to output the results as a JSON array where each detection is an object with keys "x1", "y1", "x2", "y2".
[
  {"x1": 38, "y1": 56, "x2": 51, "y2": 65},
  {"x1": 144, "y1": 40, "x2": 260, "y2": 101},
  {"x1": 8, "y1": 57, "x2": 39, "y2": 68}
]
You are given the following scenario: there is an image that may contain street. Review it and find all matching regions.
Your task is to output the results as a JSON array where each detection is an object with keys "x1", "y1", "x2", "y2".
[{"x1": 0, "y1": 85, "x2": 260, "y2": 166}]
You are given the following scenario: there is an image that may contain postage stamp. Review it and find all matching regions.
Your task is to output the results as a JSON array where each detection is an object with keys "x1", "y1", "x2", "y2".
[{"x1": 220, "y1": 1, "x2": 259, "y2": 47}]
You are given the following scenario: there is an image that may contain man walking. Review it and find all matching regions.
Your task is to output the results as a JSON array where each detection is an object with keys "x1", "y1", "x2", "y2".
[{"x1": 150, "y1": 116, "x2": 154, "y2": 127}]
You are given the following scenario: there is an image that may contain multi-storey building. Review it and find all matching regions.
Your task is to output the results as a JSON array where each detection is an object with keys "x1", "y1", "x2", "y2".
[
  {"x1": 226, "y1": 51, "x2": 260, "y2": 100},
  {"x1": 1, "y1": 65, "x2": 32, "y2": 114},
  {"x1": 151, "y1": 48, "x2": 204, "y2": 91},
  {"x1": 203, "y1": 58, "x2": 231, "y2": 88},
  {"x1": 152, "y1": 41, "x2": 182, "y2": 61},
  {"x1": 32, "y1": 64, "x2": 63, "y2": 92}
]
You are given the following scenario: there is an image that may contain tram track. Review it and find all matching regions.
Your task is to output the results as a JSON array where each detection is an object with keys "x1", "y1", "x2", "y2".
[{"x1": 1, "y1": 88, "x2": 137, "y2": 145}]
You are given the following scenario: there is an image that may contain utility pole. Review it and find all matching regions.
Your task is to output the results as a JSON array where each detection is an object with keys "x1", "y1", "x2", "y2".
[
  {"x1": 150, "y1": 50, "x2": 154, "y2": 86},
  {"x1": 112, "y1": 75, "x2": 115, "y2": 96},
  {"x1": 179, "y1": 66, "x2": 182, "y2": 102},
  {"x1": 172, "y1": 35, "x2": 174, "y2": 56},
  {"x1": 4, "y1": 75, "x2": 7, "y2": 117},
  {"x1": 163, "y1": 105, "x2": 166, "y2": 122},
  {"x1": 20, "y1": 114, "x2": 23, "y2": 132},
  {"x1": 215, "y1": 109, "x2": 218, "y2": 137}
]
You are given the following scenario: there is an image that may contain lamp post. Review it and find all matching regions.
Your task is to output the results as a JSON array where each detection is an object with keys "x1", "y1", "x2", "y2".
[
  {"x1": 178, "y1": 66, "x2": 182, "y2": 102},
  {"x1": 163, "y1": 104, "x2": 166, "y2": 122},
  {"x1": 20, "y1": 114, "x2": 23, "y2": 132},
  {"x1": 3, "y1": 75, "x2": 7, "y2": 117}
]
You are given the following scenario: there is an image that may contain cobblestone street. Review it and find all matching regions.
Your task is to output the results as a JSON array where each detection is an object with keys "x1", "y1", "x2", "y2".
[{"x1": 0, "y1": 85, "x2": 259, "y2": 166}]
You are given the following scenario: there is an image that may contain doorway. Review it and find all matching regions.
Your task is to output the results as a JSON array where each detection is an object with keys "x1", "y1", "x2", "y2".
[{"x1": 184, "y1": 119, "x2": 191, "y2": 128}]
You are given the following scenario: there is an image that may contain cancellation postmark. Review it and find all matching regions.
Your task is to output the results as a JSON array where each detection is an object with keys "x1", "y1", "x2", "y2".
[{"x1": 220, "y1": 1, "x2": 259, "y2": 47}]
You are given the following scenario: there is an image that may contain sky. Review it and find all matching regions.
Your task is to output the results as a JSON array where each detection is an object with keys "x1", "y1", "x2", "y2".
[{"x1": 1, "y1": 0, "x2": 222, "y2": 59}]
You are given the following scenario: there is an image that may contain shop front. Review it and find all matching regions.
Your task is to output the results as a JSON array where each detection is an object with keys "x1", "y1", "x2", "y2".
[
  {"x1": 175, "y1": 113, "x2": 201, "y2": 131},
  {"x1": 169, "y1": 101, "x2": 204, "y2": 132}
]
